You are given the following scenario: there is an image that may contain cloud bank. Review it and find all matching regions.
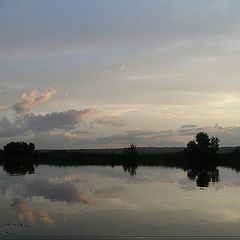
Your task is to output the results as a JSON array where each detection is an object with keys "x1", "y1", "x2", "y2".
[
  {"x1": 25, "y1": 109, "x2": 96, "y2": 131},
  {"x1": 0, "y1": 109, "x2": 96, "y2": 137}
]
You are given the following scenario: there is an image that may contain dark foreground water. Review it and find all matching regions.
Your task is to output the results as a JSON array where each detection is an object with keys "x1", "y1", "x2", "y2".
[{"x1": 1, "y1": 165, "x2": 240, "y2": 237}]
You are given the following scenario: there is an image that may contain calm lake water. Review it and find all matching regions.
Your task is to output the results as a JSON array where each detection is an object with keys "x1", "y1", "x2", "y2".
[{"x1": 1, "y1": 165, "x2": 240, "y2": 237}]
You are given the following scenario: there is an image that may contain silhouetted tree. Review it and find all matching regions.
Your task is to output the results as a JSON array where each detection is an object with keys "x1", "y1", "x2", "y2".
[
  {"x1": 122, "y1": 143, "x2": 138, "y2": 176},
  {"x1": 186, "y1": 132, "x2": 220, "y2": 156},
  {"x1": 28, "y1": 142, "x2": 35, "y2": 153},
  {"x1": 196, "y1": 132, "x2": 210, "y2": 151},
  {"x1": 123, "y1": 143, "x2": 138, "y2": 159},
  {"x1": 209, "y1": 136, "x2": 220, "y2": 153},
  {"x1": 4, "y1": 141, "x2": 35, "y2": 156},
  {"x1": 186, "y1": 140, "x2": 197, "y2": 153}
]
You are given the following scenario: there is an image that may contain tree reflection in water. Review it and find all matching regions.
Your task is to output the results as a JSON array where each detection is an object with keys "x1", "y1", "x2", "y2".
[
  {"x1": 1, "y1": 156, "x2": 220, "y2": 188},
  {"x1": 186, "y1": 165, "x2": 220, "y2": 187},
  {"x1": 121, "y1": 159, "x2": 220, "y2": 187},
  {"x1": 122, "y1": 163, "x2": 138, "y2": 177},
  {"x1": 2, "y1": 161, "x2": 220, "y2": 187},
  {"x1": 3, "y1": 159, "x2": 35, "y2": 176}
]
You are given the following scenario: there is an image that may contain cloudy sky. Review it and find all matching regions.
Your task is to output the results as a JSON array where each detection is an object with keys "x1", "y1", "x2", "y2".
[{"x1": 1, "y1": 0, "x2": 240, "y2": 148}]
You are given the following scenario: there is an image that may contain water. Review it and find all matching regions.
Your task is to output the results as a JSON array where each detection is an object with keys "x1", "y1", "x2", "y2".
[{"x1": 1, "y1": 165, "x2": 240, "y2": 237}]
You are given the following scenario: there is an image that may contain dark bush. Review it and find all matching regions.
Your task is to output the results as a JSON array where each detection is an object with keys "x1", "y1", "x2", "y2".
[{"x1": 4, "y1": 141, "x2": 35, "y2": 155}]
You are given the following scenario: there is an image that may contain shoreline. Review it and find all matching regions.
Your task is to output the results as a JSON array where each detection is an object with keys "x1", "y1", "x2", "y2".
[{"x1": 0, "y1": 150, "x2": 239, "y2": 170}]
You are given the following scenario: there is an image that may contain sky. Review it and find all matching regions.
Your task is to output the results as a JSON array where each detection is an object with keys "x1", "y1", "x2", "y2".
[{"x1": 1, "y1": 0, "x2": 240, "y2": 148}]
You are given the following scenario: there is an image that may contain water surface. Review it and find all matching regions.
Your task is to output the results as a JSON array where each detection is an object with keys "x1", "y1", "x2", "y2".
[{"x1": 1, "y1": 165, "x2": 240, "y2": 237}]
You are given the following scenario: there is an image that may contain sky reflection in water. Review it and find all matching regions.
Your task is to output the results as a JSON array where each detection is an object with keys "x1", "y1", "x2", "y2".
[{"x1": 0, "y1": 165, "x2": 240, "y2": 236}]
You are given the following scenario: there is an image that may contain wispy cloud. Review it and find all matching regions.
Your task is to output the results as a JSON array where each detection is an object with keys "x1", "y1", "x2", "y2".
[
  {"x1": 95, "y1": 186, "x2": 126, "y2": 198},
  {"x1": 124, "y1": 74, "x2": 181, "y2": 81},
  {"x1": 95, "y1": 116, "x2": 127, "y2": 127},
  {"x1": 48, "y1": 129, "x2": 89, "y2": 138},
  {"x1": 181, "y1": 124, "x2": 198, "y2": 128}
]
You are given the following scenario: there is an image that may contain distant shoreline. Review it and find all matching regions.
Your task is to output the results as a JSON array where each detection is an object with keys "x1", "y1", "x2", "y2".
[
  {"x1": 0, "y1": 148, "x2": 240, "y2": 169},
  {"x1": 1, "y1": 146, "x2": 236, "y2": 154}
]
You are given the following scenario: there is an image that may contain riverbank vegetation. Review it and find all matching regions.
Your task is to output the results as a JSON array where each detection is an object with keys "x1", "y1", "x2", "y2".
[{"x1": 0, "y1": 133, "x2": 240, "y2": 174}]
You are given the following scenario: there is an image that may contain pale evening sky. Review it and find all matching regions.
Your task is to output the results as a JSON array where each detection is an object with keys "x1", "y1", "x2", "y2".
[{"x1": 1, "y1": 0, "x2": 240, "y2": 148}]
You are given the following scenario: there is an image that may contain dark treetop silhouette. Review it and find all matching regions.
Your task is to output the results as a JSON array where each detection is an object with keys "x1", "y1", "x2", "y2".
[
  {"x1": 4, "y1": 141, "x2": 35, "y2": 155},
  {"x1": 122, "y1": 144, "x2": 138, "y2": 176},
  {"x1": 183, "y1": 132, "x2": 221, "y2": 187},
  {"x1": 2, "y1": 141, "x2": 36, "y2": 175},
  {"x1": 186, "y1": 132, "x2": 220, "y2": 158}
]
